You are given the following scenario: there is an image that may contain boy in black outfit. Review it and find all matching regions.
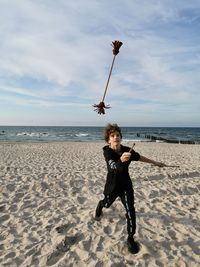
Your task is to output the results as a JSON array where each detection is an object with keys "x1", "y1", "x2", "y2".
[{"x1": 95, "y1": 123, "x2": 166, "y2": 254}]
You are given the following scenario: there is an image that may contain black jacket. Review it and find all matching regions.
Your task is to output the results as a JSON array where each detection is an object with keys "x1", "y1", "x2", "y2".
[{"x1": 103, "y1": 145, "x2": 140, "y2": 194}]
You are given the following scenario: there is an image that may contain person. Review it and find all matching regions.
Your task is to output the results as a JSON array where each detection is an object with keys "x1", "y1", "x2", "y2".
[{"x1": 95, "y1": 123, "x2": 166, "y2": 254}]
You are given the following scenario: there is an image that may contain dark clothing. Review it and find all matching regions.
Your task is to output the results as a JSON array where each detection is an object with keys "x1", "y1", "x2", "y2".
[
  {"x1": 97, "y1": 145, "x2": 140, "y2": 237},
  {"x1": 103, "y1": 145, "x2": 140, "y2": 195},
  {"x1": 98, "y1": 188, "x2": 136, "y2": 237}
]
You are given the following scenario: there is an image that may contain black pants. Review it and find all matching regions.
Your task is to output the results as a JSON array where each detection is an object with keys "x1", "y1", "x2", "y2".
[{"x1": 98, "y1": 188, "x2": 136, "y2": 237}]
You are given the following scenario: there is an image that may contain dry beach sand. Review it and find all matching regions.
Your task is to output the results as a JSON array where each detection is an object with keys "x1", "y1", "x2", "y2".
[{"x1": 0, "y1": 141, "x2": 200, "y2": 267}]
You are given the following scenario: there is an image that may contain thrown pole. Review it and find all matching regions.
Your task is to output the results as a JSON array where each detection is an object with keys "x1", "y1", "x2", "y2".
[{"x1": 93, "y1": 40, "x2": 123, "y2": 114}]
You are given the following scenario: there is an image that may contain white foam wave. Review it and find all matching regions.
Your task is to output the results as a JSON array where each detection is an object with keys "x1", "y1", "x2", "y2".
[
  {"x1": 17, "y1": 132, "x2": 49, "y2": 137},
  {"x1": 75, "y1": 133, "x2": 89, "y2": 137}
]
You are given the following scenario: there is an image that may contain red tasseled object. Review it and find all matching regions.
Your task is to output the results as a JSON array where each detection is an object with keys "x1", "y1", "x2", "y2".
[
  {"x1": 93, "y1": 40, "x2": 123, "y2": 115},
  {"x1": 112, "y1": 40, "x2": 123, "y2": 55},
  {"x1": 93, "y1": 102, "x2": 110, "y2": 115}
]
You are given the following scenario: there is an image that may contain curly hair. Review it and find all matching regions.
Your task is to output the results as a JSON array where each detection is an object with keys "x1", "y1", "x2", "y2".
[{"x1": 104, "y1": 123, "x2": 122, "y2": 143}]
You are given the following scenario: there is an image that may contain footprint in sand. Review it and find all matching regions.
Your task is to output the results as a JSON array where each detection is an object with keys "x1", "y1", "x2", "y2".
[
  {"x1": 46, "y1": 250, "x2": 65, "y2": 266},
  {"x1": 6, "y1": 184, "x2": 15, "y2": 192},
  {"x1": 5, "y1": 251, "x2": 16, "y2": 259},
  {"x1": 41, "y1": 181, "x2": 49, "y2": 190},
  {"x1": 46, "y1": 234, "x2": 83, "y2": 266},
  {"x1": 0, "y1": 214, "x2": 10, "y2": 224},
  {"x1": 176, "y1": 186, "x2": 198, "y2": 195},
  {"x1": 96, "y1": 236, "x2": 104, "y2": 252},
  {"x1": 55, "y1": 224, "x2": 71, "y2": 234},
  {"x1": 82, "y1": 236, "x2": 92, "y2": 251},
  {"x1": 148, "y1": 174, "x2": 165, "y2": 181},
  {"x1": 77, "y1": 196, "x2": 86, "y2": 204},
  {"x1": 70, "y1": 179, "x2": 84, "y2": 190},
  {"x1": 103, "y1": 225, "x2": 112, "y2": 235},
  {"x1": 0, "y1": 232, "x2": 8, "y2": 242},
  {"x1": 187, "y1": 237, "x2": 200, "y2": 255},
  {"x1": 0, "y1": 205, "x2": 6, "y2": 212},
  {"x1": 168, "y1": 230, "x2": 177, "y2": 240},
  {"x1": 149, "y1": 190, "x2": 159, "y2": 199}
]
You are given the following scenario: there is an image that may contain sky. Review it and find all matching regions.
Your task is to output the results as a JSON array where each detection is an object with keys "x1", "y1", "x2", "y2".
[{"x1": 0, "y1": 0, "x2": 200, "y2": 127}]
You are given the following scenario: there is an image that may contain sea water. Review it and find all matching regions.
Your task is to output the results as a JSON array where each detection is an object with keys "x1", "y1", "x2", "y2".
[{"x1": 0, "y1": 126, "x2": 199, "y2": 144}]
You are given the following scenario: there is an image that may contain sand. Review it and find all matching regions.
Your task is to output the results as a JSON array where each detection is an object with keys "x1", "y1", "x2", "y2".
[{"x1": 0, "y1": 141, "x2": 200, "y2": 267}]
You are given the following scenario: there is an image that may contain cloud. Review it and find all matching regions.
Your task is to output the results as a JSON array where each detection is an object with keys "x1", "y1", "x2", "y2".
[{"x1": 0, "y1": 0, "x2": 200, "y2": 125}]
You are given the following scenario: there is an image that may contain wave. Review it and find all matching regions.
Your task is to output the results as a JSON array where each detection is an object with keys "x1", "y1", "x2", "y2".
[
  {"x1": 16, "y1": 132, "x2": 49, "y2": 137},
  {"x1": 75, "y1": 133, "x2": 89, "y2": 137},
  {"x1": 123, "y1": 139, "x2": 148, "y2": 142}
]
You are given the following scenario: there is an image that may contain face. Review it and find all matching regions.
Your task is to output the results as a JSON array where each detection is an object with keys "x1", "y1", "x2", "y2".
[{"x1": 108, "y1": 131, "x2": 121, "y2": 147}]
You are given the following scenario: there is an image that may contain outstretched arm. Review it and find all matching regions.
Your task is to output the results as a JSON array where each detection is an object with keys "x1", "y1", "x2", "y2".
[{"x1": 139, "y1": 155, "x2": 166, "y2": 167}]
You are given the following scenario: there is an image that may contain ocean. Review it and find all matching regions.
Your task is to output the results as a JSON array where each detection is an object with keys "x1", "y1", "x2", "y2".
[{"x1": 0, "y1": 126, "x2": 199, "y2": 144}]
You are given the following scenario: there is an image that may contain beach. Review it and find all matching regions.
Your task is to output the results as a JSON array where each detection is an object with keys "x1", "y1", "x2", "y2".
[{"x1": 0, "y1": 141, "x2": 200, "y2": 267}]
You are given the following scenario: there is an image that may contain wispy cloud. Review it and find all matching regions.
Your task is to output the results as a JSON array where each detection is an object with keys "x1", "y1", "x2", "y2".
[{"x1": 0, "y1": 0, "x2": 199, "y2": 126}]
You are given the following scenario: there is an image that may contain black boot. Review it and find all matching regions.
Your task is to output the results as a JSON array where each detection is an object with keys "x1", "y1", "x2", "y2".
[
  {"x1": 127, "y1": 236, "x2": 140, "y2": 254},
  {"x1": 95, "y1": 201, "x2": 103, "y2": 220}
]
